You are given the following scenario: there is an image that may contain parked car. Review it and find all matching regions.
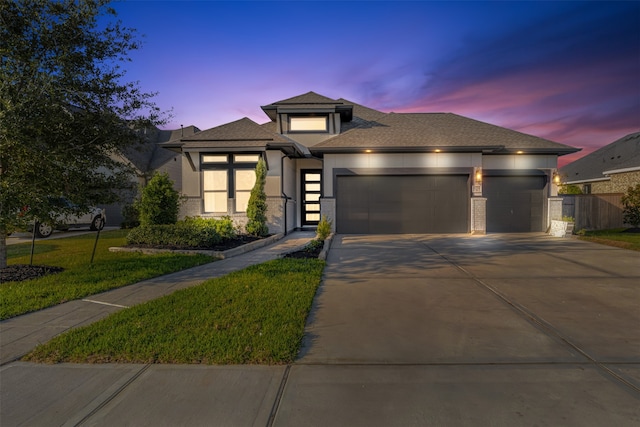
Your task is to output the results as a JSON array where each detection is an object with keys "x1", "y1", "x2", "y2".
[{"x1": 23, "y1": 200, "x2": 106, "y2": 238}]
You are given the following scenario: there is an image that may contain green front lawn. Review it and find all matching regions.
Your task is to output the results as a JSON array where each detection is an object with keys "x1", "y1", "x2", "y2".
[
  {"x1": 24, "y1": 258, "x2": 325, "y2": 365},
  {"x1": 1, "y1": 230, "x2": 213, "y2": 319},
  {"x1": 578, "y1": 228, "x2": 640, "y2": 251}
]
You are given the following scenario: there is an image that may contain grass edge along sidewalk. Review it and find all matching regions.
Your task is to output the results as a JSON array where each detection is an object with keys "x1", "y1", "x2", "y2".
[
  {"x1": 24, "y1": 258, "x2": 325, "y2": 365},
  {"x1": 1, "y1": 230, "x2": 214, "y2": 320}
]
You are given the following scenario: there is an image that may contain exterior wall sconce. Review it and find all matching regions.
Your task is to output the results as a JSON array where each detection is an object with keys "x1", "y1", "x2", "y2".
[
  {"x1": 475, "y1": 168, "x2": 483, "y2": 183},
  {"x1": 553, "y1": 171, "x2": 561, "y2": 185}
]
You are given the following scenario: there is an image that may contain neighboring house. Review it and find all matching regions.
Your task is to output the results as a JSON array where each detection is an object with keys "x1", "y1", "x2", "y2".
[
  {"x1": 559, "y1": 132, "x2": 640, "y2": 194},
  {"x1": 162, "y1": 91, "x2": 579, "y2": 234},
  {"x1": 106, "y1": 125, "x2": 200, "y2": 226}
]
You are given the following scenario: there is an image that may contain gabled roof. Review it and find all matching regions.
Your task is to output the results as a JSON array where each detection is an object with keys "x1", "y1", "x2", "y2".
[
  {"x1": 313, "y1": 111, "x2": 578, "y2": 155},
  {"x1": 560, "y1": 132, "x2": 640, "y2": 183},
  {"x1": 121, "y1": 125, "x2": 200, "y2": 173},
  {"x1": 261, "y1": 91, "x2": 353, "y2": 122},
  {"x1": 161, "y1": 117, "x2": 309, "y2": 157}
]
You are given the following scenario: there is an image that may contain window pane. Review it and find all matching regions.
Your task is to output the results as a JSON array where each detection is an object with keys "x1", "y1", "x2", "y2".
[
  {"x1": 306, "y1": 183, "x2": 321, "y2": 192},
  {"x1": 234, "y1": 154, "x2": 260, "y2": 163},
  {"x1": 306, "y1": 213, "x2": 320, "y2": 222},
  {"x1": 204, "y1": 192, "x2": 227, "y2": 213},
  {"x1": 204, "y1": 170, "x2": 227, "y2": 191},
  {"x1": 235, "y1": 191, "x2": 251, "y2": 212},
  {"x1": 290, "y1": 117, "x2": 327, "y2": 131},
  {"x1": 305, "y1": 203, "x2": 320, "y2": 211},
  {"x1": 235, "y1": 170, "x2": 256, "y2": 191},
  {"x1": 202, "y1": 155, "x2": 228, "y2": 163},
  {"x1": 306, "y1": 173, "x2": 321, "y2": 181},
  {"x1": 305, "y1": 193, "x2": 321, "y2": 202}
]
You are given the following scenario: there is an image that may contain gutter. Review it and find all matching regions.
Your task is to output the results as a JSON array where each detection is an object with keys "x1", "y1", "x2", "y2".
[{"x1": 603, "y1": 166, "x2": 640, "y2": 175}]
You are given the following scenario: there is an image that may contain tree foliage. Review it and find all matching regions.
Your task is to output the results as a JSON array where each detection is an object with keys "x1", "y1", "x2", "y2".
[
  {"x1": 135, "y1": 172, "x2": 181, "y2": 226},
  {"x1": 621, "y1": 184, "x2": 640, "y2": 228},
  {"x1": 558, "y1": 184, "x2": 583, "y2": 195},
  {"x1": 0, "y1": 0, "x2": 166, "y2": 267},
  {"x1": 245, "y1": 158, "x2": 268, "y2": 237}
]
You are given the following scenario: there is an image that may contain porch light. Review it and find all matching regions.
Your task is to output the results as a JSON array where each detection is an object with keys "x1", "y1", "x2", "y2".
[
  {"x1": 553, "y1": 171, "x2": 561, "y2": 185},
  {"x1": 475, "y1": 168, "x2": 482, "y2": 183}
]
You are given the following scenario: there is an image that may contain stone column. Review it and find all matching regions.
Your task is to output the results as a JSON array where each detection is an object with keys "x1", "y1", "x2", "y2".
[
  {"x1": 471, "y1": 197, "x2": 487, "y2": 235},
  {"x1": 320, "y1": 197, "x2": 336, "y2": 233}
]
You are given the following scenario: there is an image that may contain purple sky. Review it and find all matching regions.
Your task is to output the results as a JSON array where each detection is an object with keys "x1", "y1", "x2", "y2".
[{"x1": 111, "y1": 1, "x2": 640, "y2": 166}]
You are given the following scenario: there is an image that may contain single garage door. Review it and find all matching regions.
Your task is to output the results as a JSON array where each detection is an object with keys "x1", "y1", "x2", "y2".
[
  {"x1": 336, "y1": 175, "x2": 469, "y2": 234},
  {"x1": 483, "y1": 175, "x2": 546, "y2": 232}
]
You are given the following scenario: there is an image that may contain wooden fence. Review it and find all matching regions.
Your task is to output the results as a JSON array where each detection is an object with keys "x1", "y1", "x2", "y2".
[{"x1": 562, "y1": 194, "x2": 626, "y2": 230}]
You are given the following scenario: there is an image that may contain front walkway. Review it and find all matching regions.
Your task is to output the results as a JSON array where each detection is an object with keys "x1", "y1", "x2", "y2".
[{"x1": 0, "y1": 231, "x2": 315, "y2": 365}]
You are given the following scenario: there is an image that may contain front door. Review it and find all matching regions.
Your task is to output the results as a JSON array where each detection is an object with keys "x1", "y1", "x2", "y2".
[{"x1": 302, "y1": 170, "x2": 322, "y2": 226}]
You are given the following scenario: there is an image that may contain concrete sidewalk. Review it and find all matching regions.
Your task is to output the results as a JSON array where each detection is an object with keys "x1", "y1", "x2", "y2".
[
  {"x1": 0, "y1": 232, "x2": 315, "y2": 365},
  {"x1": 1, "y1": 233, "x2": 639, "y2": 426}
]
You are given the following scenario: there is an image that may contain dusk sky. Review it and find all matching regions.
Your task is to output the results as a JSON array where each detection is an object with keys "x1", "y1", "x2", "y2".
[{"x1": 110, "y1": 0, "x2": 640, "y2": 166}]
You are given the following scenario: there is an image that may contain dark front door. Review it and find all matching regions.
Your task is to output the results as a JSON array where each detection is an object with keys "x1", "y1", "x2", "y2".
[{"x1": 302, "y1": 170, "x2": 322, "y2": 226}]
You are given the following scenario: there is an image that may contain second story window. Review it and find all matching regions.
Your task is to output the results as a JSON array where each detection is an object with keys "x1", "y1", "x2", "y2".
[{"x1": 289, "y1": 116, "x2": 328, "y2": 132}]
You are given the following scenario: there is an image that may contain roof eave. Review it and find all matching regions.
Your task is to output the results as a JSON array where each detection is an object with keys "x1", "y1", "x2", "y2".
[
  {"x1": 311, "y1": 145, "x2": 506, "y2": 154},
  {"x1": 565, "y1": 177, "x2": 610, "y2": 185},
  {"x1": 603, "y1": 166, "x2": 640, "y2": 175}
]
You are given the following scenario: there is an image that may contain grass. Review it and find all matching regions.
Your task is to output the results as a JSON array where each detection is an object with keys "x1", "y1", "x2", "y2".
[
  {"x1": 24, "y1": 258, "x2": 325, "y2": 365},
  {"x1": 577, "y1": 228, "x2": 640, "y2": 251},
  {"x1": 1, "y1": 230, "x2": 214, "y2": 319}
]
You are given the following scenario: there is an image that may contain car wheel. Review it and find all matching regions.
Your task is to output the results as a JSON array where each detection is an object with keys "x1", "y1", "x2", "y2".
[
  {"x1": 35, "y1": 222, "x2": 53, "y2": 238},
  {"x1": 90, "y1": 215, "x2": 104, "y2": 231}
]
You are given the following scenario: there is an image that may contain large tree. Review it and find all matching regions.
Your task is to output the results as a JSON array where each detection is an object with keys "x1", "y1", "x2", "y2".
[{"x1": 0, "y1": 0, "x2": 166, "y2": 267}]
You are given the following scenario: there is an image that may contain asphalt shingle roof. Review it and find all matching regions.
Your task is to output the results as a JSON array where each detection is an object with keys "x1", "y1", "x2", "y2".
[
  {"x1": 161, "y1": 92, "x2": 580, "y2": 157},
  {"x1": 560, "y1": 132, "x2": 640, "y2": 182},
  {"x1": 313, "y1": 111, "x2": 577, "y2": 153}
]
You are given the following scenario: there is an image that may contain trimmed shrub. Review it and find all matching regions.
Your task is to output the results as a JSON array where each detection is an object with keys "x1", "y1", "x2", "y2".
[
  {"x1": 316, "y1": 215, "x2": 332, "y2": 240},
  {"x1": 246, "y1": 158, "x2": 269, "y2": 237},
  {"x1": 126, "y1": 217, "x2": 237, "y2": 249},
  {"x1": 136, "y1": 172, "x2": 181, "y2": 226}
]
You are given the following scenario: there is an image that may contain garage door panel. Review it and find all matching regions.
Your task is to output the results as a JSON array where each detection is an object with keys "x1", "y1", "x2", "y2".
[
  {"x1": 336, "y1": 175, "x2": 469, "y2": 234},
  {"x1": 484, "y1": 175, "x2": 546, "y2": 232}
]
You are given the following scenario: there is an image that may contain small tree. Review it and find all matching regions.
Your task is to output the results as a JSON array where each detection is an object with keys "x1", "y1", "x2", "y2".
[
  {"x1": 621, "y1": 184, "x2": 640, "y2": 228},
  {"x1": 136, "y1": 172, "x2": 181, "y2": 226},
  {"x1": 245, "y1": 158, "x2": 268, "y2": 237}
]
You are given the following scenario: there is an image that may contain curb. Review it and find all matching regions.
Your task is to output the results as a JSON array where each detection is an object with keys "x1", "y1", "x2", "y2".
[
  {"x1": 319, "y1": 233, "x2": 334, "y2": 260},
  {"x1": 109, "y1": 233, "x2": 284, "y2": 259}
]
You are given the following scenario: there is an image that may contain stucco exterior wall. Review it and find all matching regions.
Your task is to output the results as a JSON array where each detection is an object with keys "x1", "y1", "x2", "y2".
[
  {"x1": 482, "y1": 154, "x2": 557, "y2": 170},
  {"x1": 323, "y1": 152, "x2": 482, "y2": 197}
]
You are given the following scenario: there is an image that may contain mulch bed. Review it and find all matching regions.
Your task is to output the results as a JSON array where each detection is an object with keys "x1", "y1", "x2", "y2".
[
  {"x1": 125, "y1": 235, "x2": 264, "y2": 251},
  {"x1": 284, "y1": 244, "x2": 323, "y2": 259},
  {"x1": 1, "y1": 264, "x2": 65, "y2": 283}
]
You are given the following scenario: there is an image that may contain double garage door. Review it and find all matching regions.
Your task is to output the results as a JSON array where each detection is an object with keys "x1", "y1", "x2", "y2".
[
  {"x1": 336, "y1": 175, "x2": 469, "y2": 234},
  {"x1": 335, "y1": 173, "x2": 547, "y2": 234}
]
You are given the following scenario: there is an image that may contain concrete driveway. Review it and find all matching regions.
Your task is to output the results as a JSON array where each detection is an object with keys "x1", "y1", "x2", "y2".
[{"x1": 277, "y1": 233, "x2": 640, "y2": 426}]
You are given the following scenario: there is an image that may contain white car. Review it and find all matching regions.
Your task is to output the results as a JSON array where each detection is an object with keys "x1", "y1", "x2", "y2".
[{"x1": 29, "y1": 206, "x2": 106, "y2": 238}]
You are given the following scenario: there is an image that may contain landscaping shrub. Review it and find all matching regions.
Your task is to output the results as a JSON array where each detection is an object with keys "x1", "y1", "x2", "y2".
[
  {"x1": 246, "y1": 158, "x2": 269, "y2": 237},
  {"x1": 316, "y1": 215, "x2": 332, "y2": 240},
  {"x1": 126, "y1": 217, "x2": 237, "y2": 249},
  {"x1": 621, "y1": 184, "x2": 640, "y2": 228},
  {"x1": 136, "y1": 172, "x2": 182, "y2": 226}
]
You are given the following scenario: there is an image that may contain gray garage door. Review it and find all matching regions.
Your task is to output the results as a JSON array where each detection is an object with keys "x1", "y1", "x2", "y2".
[
  {"x1": 483, "y1": 175, "x2": 546, "y2": 232},
  {"x1": 336, "y1": 175, "x2": 469, "y2": 234}
]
